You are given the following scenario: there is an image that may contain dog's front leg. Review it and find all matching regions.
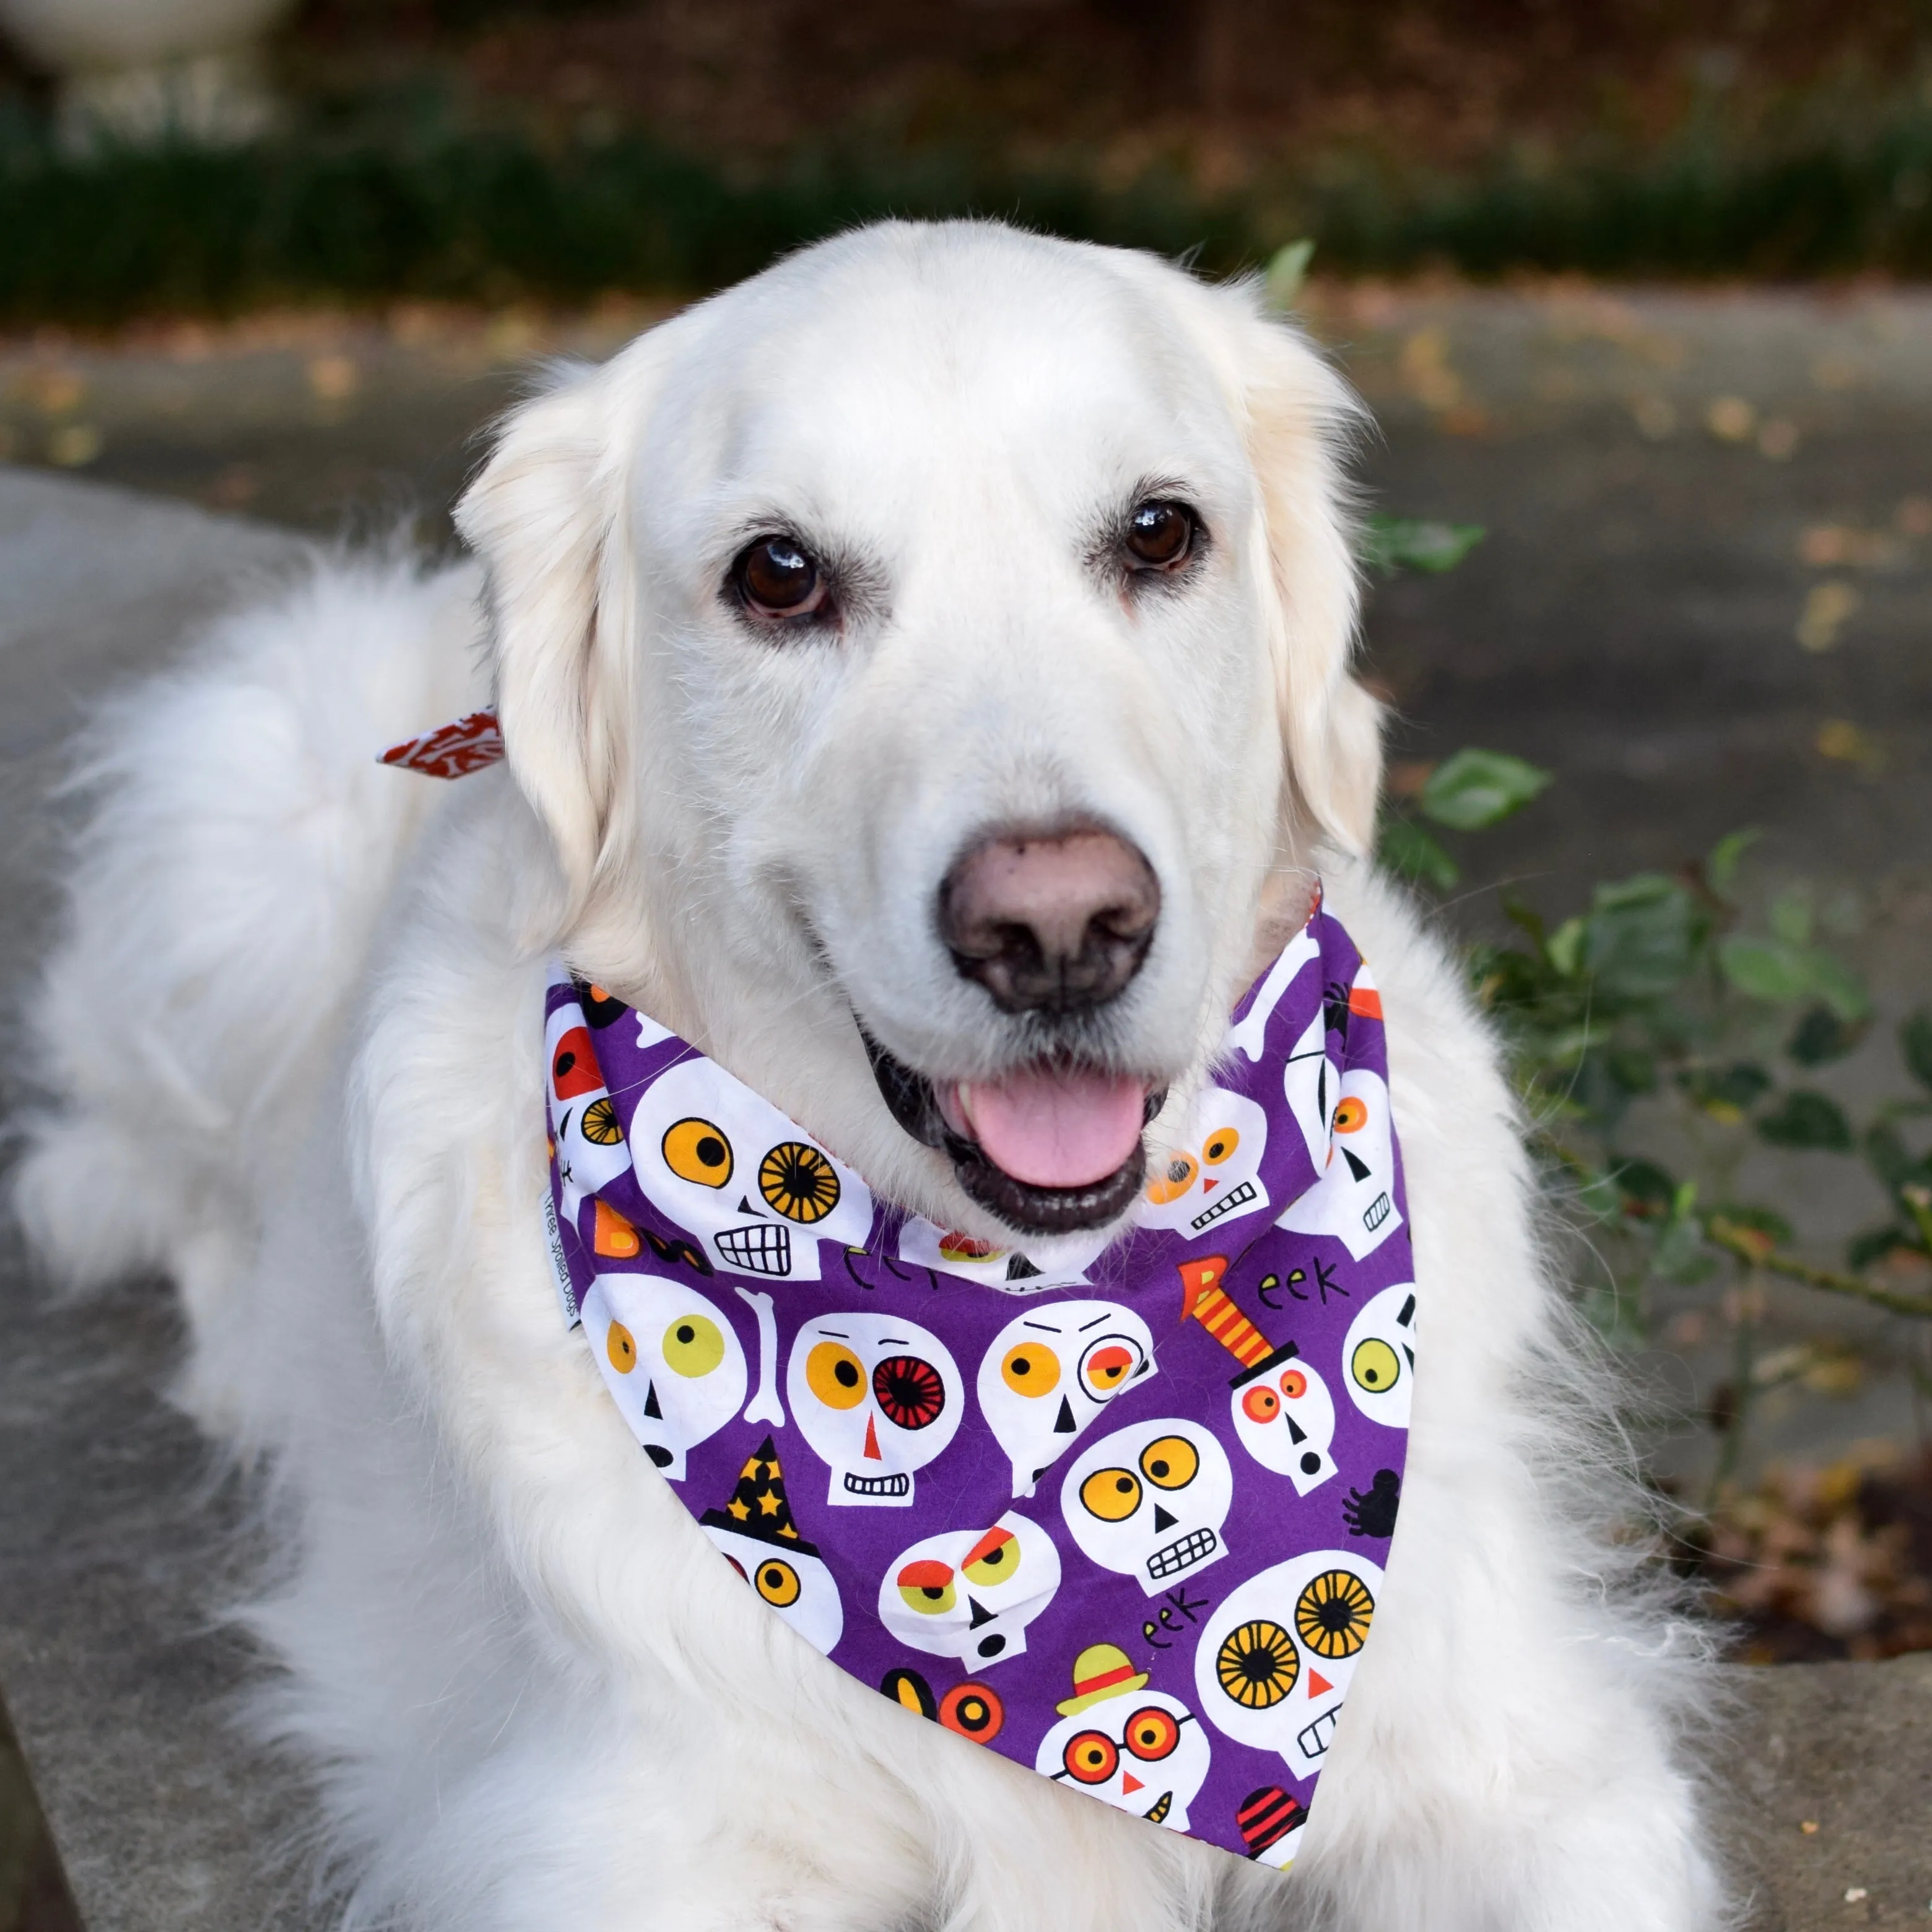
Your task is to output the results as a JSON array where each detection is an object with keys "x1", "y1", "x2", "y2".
[{"x1": 1234, "y1": 1294, "x2": 1726, "y2": 1926}]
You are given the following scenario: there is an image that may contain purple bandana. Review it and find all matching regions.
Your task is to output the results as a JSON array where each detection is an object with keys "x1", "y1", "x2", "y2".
[{"x1": 541, "y1": 899, "x2": 1415, "y2": 1869}]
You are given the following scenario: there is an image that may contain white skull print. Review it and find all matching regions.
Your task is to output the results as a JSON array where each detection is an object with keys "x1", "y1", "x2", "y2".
[
  {"x1": 1274, "y1": 1066, "x2": 1404, "y2": 1261},
  {"x1": 704, "y1": 1525, "x2": 845, "y2": 1656},
  {"x1": 976, "y1": 1300, "x2": 1159, "y2": 1497},
  {"x1": 1281, "y1": 1007, "x2": 1339, "y2": 1173},
  {"x1": 580, "y1": 1274, "x2": 747, "y2": 1481},
  {"x1": 1059, "y1": 1417, "x2": 1232, "y2": 1595},
  {"x1": 1225, "y1": 918, "x2": 1320, "y2": 1062},
  {"x1": 1194, "y1": 1548, "x2": 1385, "y2": 1781},
  {"x1": 1229, "y1": 1348, "x2": 1338, "y2": 1494},
  {"x1": 1342, "y1": 1283, "x2": 1417, "y2": 1428},
  {"x1": 787, "y1": 1311, "x2": 964, "y2": 1506},
  {"x1": 546, "y1": 1000, "x2": 635, "y2": 1217},
  {"x1": 628, "y1": 1056, "x2": 872, "y2": 1281},
  {"x1": 1035, "y1": 1690, "x2": 1211, "y2": 1834},
  {"x1": 1137, "y1": 1087, "x2": 1271, "y2": 1240},
  {"x1": 895, "y1": 1217, "x2": 1108, "y2": 1292},
  {"x1": 877, "y1": 1510, "x2": 1061, "y2": 1668}
]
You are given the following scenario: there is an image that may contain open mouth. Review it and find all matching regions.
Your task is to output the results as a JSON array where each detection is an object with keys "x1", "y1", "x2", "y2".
[{"x1": 860, "y1": 1027, "x2": 1161, "y2": 1238}]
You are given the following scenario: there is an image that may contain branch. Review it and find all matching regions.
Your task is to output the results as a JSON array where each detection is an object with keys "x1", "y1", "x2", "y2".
[{"x1": 1706, "y1": 1216, "x2": 1932, "y2": 1320}]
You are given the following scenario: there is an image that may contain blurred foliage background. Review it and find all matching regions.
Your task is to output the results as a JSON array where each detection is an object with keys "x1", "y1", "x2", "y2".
[{"x1": 4, "y1": 1, "x2": 1932, "y2": 316}]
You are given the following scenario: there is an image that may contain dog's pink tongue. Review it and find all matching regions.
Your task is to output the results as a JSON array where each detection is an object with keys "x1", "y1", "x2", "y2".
[{"x1": 955, "y1": 1066, "x2": 1146, "y2": 1189}]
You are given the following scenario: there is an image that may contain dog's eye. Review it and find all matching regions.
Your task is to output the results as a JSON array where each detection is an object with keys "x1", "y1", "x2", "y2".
[
  {"x1": 733, "y1": 537, "x2": 827, "y2": 619},
  {"x1": 1124, "y1": 500, "x2": 1195, "y2": 572}
]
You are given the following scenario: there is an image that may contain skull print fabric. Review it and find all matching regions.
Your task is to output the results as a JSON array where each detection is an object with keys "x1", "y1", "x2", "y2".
[{"x1": 543, "y1": 895, "x2": 1413, "y2": 1870}]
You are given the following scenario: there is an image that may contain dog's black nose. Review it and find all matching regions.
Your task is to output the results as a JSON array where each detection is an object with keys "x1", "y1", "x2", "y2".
[{"x1": 938, "y1": 825, "x2": 1160, "y2": 1015}]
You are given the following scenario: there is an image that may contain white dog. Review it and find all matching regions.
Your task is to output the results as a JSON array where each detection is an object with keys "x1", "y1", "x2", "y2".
[{"x1": 12, "y1": 222, "x2": 1723, "y2": 1930}]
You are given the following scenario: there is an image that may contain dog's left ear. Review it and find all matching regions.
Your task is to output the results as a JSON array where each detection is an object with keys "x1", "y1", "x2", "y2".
[
  {"x1": 1155, "y1": 274, "x2": 1383, "y2": 858},
  {"x1": 1237, "y1": 306, "x2": 1383, "y2": 859},
  {"x1": 454, "y1": 351, "x2": 646, "y2": 912}
]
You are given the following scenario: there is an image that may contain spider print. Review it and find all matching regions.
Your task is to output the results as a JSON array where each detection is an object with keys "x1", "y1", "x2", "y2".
[
  {"x1": 1342, "y1": 1469, "x2": 1400, "y2": 1539},
  {"x1": 1321, "y1": 979, "x2": 1354, "y2": 1039}
]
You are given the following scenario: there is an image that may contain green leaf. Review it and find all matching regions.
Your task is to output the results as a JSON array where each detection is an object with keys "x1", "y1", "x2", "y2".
[
  {"x1": 1583, "y1": 876, "x2": 1699, "y2": 998},
  {"x1": 1499, "y1": 892, "x2": 1547, "y2": 955},
  {"x1": 1863, "y1": 1120, "x2": 1917, "y2": 1191},
  {"x1": 1360, "y1": 515, "x2": 1487, "y2": 576},
  {"x1": 1653, "y1": 1193, "x2": 1716, "y2": 1283},
  {"x1": 1705, "y1": 827, "x2": 1760, "y2": 900},
  {"x1": 1787, "y1": 1003, "x2": 1868, "y2": 1066},
  {"x1": 1719, "y1": 933, "x2": 1812, "y2": 1003},
  {"x1": 1678, "y1": 1061, "x2": 1772, "y2": 1116},
  {"x1": 1770, "y1": 887, "x2": 1814, "y2": 947},
  {"x1": 1903, "y1": 1009, "x2": 1932, "y2": 1094},
  {"x1": 1418, "y1": 747, "x2": 1553, "y2": 832},
  {"x1": 1607, "y1": 1046, "x2": 1658, "y2": 1095},
  {"x1": 1263, "y1": 238, "x2": 1315, "y2": 311},
  {"x1": 1757, "y1": 1090, "x2": 1854, "y2": 1152},
  {"x1": 1612, "y1": 1158, "x2": 1678, "y2": 1218},
  {"x1": 1378, "y1": 814, "x2": 1459, "y2": 890},
  {"x1": 1546, "y1": 915, "x2": 1585, "y2": 979},
  {"x1": 1803, "y1": 948, "x2": 1870, "y2": 1024},
  {"x1": 1573, "y1": 1167, "x2": 1623, "y2": 1221},
  {"x1": 1713, "y1": 1201, "x2": 1795, "y2": 1246},
  {"x1": 1848, "y1": 1223, "x2": 1917, "y2": 1269}
]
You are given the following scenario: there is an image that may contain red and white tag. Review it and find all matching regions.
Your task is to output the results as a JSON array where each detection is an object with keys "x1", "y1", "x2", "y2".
[{"x1": 378, "y1": 710, "x2": 505, "y2": 779}]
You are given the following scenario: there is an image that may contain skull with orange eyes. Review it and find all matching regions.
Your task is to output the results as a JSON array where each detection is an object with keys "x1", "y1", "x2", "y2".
[
  {"x1": 1059, "y1": 1417, "x2": 1234, "y2": 1594},
  {"x1": 1194, "y1": 1549, "x2": 1384, "y2": 1783},
  {"x1": 579, "y1": 1273, "x2": 747, "y2": 1481},
  {"x1": 1034, "y1": 1646, "x2": 1212, "y2": 1833},
  {"x1": 1229, "y1": 1349, "x2": 1338, "y2": 1495},
  {"x1": 975, "y1": 1300, "x2": 1159, "y2": 1498},
  {"x1": 1137, "y1": 1087, "x2": 1271, "y2": 1239},
  {"x1": 627, "y1": 1056, "x2": 874, "y2": 1280},
  {"x1": 877, "y1": 1510, "x2": 1062, "y2": 1666},
  {"x1": 1275, "y1": 1067, "x2": 1404, "y2": 1262},
  {"x1": 786, "y1": 1311, "x2": 964, "y2": 1507}
]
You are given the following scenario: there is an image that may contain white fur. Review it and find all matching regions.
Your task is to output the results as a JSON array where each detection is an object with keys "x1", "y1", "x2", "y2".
[{"x1": 12, "y1": 222, "x2": 1725, "y2": 1930}]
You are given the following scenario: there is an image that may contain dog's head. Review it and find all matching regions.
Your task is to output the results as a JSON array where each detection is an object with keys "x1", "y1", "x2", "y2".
[{"x1": 457, "y1": 221, "x2": 1379, "y2": 1245}]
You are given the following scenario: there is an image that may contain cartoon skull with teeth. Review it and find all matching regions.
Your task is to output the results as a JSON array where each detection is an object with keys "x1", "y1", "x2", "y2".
[
  {"x1": 627, "y1": 1056, "x2": 873, "y2": 1280},
  {"x1": 788, "y1": 1311, "x2": 964, "y2": 1507},
  {"x1": 1194, "y1": 1549, "x2": 1384, "y2": 1782},
  {"x1": 1059, "y1": 1417, "x2": 1232, "y2": 1595},
  {"x1": 1138, "y1": 1087, "x2": 1271, "y2": 1238},
  {"x1": 976, "y1": 1300, "x2": 1159, "y2": 1498},
  {"x1": 546, "y1": 999, "x2": 635, "y2": 1219},
  {"x1": 1275, "y1": 1066, "x2": 1403, "y2": 1261},
  {"x1": 1342, "y1": 1283, "x2": 1417, "y2": 1428},
  {"x1": 579, "y1": 1273, "x2": 747, "y2": 1481},
  {"x1": 877, "y1": 1510, "x2": 1061, "y2": 1667}
]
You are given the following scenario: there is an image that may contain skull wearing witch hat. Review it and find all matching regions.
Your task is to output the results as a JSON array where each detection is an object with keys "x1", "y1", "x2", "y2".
[{"x1": 700, "y1": 1435, "x2": 845, "y2": 1655}]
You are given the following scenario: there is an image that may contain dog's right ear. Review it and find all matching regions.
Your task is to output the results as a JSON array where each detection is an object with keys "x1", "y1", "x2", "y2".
[{"x1": 455, "y1": 358, "x2": 637, "y2": 912}]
